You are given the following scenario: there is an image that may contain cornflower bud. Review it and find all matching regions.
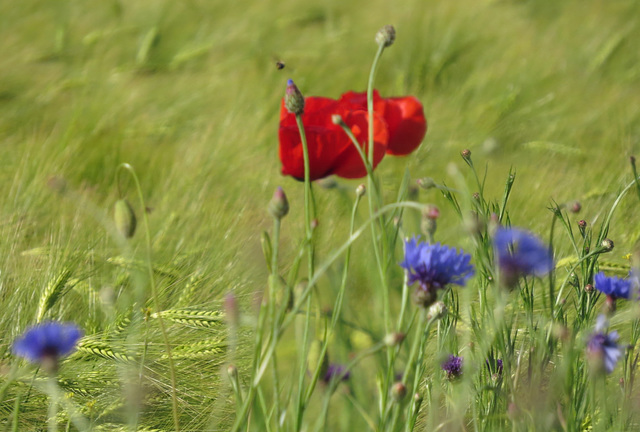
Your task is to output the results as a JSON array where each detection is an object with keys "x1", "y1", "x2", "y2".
[
  {"x1": 578, "y1": 220, "x2": 587, "y2": 237},
  {"x1": 427, "y1": 301, "x2": 447, "y2": 321},
  {"x1": 417, "y1": 177, "x2": 436, "y2": 190},
  {"x1": 461, "y1": 149, "x2": 472, "y2": 162},
  {"x1": 585, "y1": 283, "x2": 594, "y2": 293},
  {"x1": 384, "y1": 332, "x2": 406, "y2": 347},
  {"x1": 601, "y1": 238, "x2": 614, "y2": 252},
  {"x1": 375, "y1": 25, "x2": 396, "y2": 47},
  {"x1": 391, "y1": 382, "x2": 407, "y2": 401},
  {"x1": 114, "y1": 199, "x2": 137, "y2": 238},
  {"x1": 268, "y1": 186, "x2": 289, "y2": 219},
  {"x1": 285, "y1": 79, "x2": 304, "y2": 115}
]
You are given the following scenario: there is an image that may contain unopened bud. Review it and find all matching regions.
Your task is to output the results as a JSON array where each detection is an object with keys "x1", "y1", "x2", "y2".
[
  {"x1": 284, "y1": 79, "x2": 304, "y2": 115},
  {"x1": 585, "y1": 283, "x2": 594, "y2": 293},
  {"x1": 268, "y1": 186, "x2": 289, "y2": 219},
  {"x1": 601, "y1": 238, "x2": 614, "y2": 252},
  {"x1": 375, "y1": 25, "x2": 396, "y2": 47},
  {"x1": 384, "y1": 332, "x2": 406, "y2": 347},
  {"x1": 570, "y1": 201, "x2": 581, "y2": 213},
  {"x1": 331, "y1": 114, "x2": 345, "y2": 127},
  {"x1": 461, "y1": 149, "x2": 472, "y2": 161},
  {"x1": 391, "y1": 382, "x2": 407, "y2": 401},
  {"x1": 417, "y1": 177, "x2": 436, "y2": 190},
  {"x1": 311, "y1": 219, "x2": 319, "y2": 230},
  {"x1": 114, "y1": 199, "x2": 137, "y2": 238},
  {"x1": 423, "y1": 205, "x2": 439, "y2": 220},
  {"x1": 427, "y1": 301, "x2": 447, "y2": 321},
  {"x1": 578, "y1": 220, "x2": 587, "y2": 236},
  {"x1": 227, "y1": 364, "x2": 238, "y2": 380},
  {"x1": 317, "y1": 178, "x2": 338, "y2": 189},
  {"x1": 356, "y1": 184, "x2": 366, "y2": 198}
]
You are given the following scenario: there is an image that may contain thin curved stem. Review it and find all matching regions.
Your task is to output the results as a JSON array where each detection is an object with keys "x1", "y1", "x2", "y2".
[{"x1": 117, "y1": 163, "x2": 180, "y2": 432}]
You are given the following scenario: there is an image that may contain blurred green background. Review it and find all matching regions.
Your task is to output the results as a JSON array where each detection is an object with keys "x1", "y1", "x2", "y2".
[{"x1": 1, "y1": 0, "x2": 639, "y2": 429}]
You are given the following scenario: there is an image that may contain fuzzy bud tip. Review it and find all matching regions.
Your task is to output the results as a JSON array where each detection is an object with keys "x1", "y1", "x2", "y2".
[
  {"x1": 375, "y1": 25, "x2": 396, "y2": 47},
  {"x1": 268, "y1": 186, "x2": 289, "y2": 219}
]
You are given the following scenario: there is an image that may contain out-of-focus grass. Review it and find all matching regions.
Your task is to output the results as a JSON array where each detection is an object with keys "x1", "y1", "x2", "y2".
[{"x1": 0, "y1": 0, "x2": 639, "y2": 429}]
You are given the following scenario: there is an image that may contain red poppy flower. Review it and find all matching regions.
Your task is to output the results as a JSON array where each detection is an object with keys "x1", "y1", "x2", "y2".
[
  {"x1": 338, "y1": 91, "x2": 427, "y2": 156},
  {"x1": 279, "y1": 90, "x2": 427, "y2": 180},
  {"x1": 279, "y1": 97, "x2": 388, "y2": 180}
]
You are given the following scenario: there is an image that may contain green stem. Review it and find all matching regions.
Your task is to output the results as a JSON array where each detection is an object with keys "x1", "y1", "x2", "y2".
[
  {"x1": 117, "y1": 163, "x2": 180, "y2": 432},
  {"x1": 47, "y1": 376, "x2": 58, "y2": 432}
]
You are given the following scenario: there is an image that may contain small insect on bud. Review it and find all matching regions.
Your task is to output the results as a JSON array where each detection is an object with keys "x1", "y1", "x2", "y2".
[
  {"x1": 356, "y1": 184, "x2": 366, "y2": 198},
  {"x1": 114, "y1": 199, "x2": 137, "y2": 238},
  {"x1": 391, "y1": 382, "x2": 407, "y2": 401},
  {"x1": 268, "y1": 186, "x2": 289, "y2": 220},
  {"x1": 375, "y1": 25, "x2": 396, "y2": 48},
  {"x1": 601, "y1": 238, "x2": 615, "y2": 252},
  {"x1": 384, "y1": 332, "x2": 406, "y2": 347},
  {"x1": 284, "y1": 79, "x2": 304, "y2": 115}
]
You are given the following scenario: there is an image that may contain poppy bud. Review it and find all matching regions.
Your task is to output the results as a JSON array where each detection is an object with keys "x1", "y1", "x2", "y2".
[
  {"x1": 114, "y1": 199, "x2": 137, "y2": 238},
  {"x1": 331, "y1": 114, "x2": 346, "y2": 127},
  {"x1": 268, "y1": 186, "x2": 289, "y2": 219},
  {"x1": 375, "y1": 25, "x2": 396, "y2": 47},
  {"x1": 285, "y1": 79, "x2": 304, "y2": 115}
]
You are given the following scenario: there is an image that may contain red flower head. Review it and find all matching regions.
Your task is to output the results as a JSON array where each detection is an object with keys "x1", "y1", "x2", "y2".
[{"x1": 279, "y1": 90, "x2": 427, "y2": 181}]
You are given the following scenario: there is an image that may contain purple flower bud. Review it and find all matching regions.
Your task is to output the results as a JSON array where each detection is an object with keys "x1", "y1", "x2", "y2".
[
  {"x1": 284, "y1": 79, "x2": 304, "y2": 115},
  {"x1": 442, "y1": 355, "x2": 463, "y2": 379}
]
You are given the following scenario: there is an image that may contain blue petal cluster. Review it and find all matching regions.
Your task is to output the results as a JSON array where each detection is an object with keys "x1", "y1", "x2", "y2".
[
  {"x1": 493, "y1": 228, "x2": 554, "y2": 278},
  {"x1": 442, "y1": 355, "x2": 463, "y2": 378},
  {"x1": 587, "y1": 315, "x2": 622, "y2": 374},
  {"x1": 400, "y1": 238, "x2": 474, "y2": 291},
  {"x1": 594, "y1": 272, "x2": 633, "y2": 300},
  {"x1": 13, "y1": 321, "x2": 83, "y2": 364}
]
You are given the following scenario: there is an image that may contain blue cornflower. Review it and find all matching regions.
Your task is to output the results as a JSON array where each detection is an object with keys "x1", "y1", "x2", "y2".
[
  {"x1": 322, "y1": 363, "x2": 350, "y2": 383},
  {"x1": 442, "y1": 355, "x2": 463, "y2": 379},
  {"x1": 400, "y1": 237, "x2": 474, "y2": 307},
  {"x1": 586, "y1": 315, "x2": 622, "y2": 375},
  {"x1": 594, "y1": 272, "x2": 634, "y2": 300},
  {"x1": 493, "y1": 227, "x2": 554, "y2": 285},
  {"x1": 13, "y1": 322, "x2": 83, "y2": 368}
]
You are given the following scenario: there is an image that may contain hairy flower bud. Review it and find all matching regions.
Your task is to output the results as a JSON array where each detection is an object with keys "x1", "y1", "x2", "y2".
[
  {"x1": 417, "y1": 177, "x2": 436, "y2": 190},
  {"x1": 285, "y1": 79, "x2": 304, "y2": 115},
  {"x1": 375, "y1": 25, "x2": 396, "y2": 47},
  {"x1": 356, "y1": 184, "x2": 366, "y2": 198},
  {"x1": 391, "y1": 382, "x2": 407, "y2": 401},
  {"x1": 427, "y1": 301, "x2": 447, "y2": 321},
  {"x1": 268, "y1": 186, "x2": 289, "y2": 219},
  {"x1": 601, "y1": 238, "x2": 615, "y2": 252},
  {"x1": 114, "y1": 199, "x2": 137, "y2": 238}
]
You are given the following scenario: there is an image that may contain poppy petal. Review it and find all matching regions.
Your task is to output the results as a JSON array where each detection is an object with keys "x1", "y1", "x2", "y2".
[
  {"x1": 330, "y1": 110, "x2": 388, "y2": 179},
  {"x1": 381, "y1": 96, "x2": 427, "y2": 156}
]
